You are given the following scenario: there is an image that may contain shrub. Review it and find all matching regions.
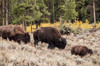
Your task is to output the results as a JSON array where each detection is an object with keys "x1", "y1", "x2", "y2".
[{"x1": 57, "y1": 22, "x2": 81, "y2": 35}]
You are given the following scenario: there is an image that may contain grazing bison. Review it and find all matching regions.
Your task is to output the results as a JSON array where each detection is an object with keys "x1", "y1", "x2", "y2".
[
  {"x1": 0, "y1": 25, "x2": 26, "y2": 37},
  {"x1": 0, "y1": 25, "x2": 30, "y2": 43},
  {"x1": 71, "y1": 45, "x2": 93, "y2": 57},
  {"x1": 11, "y1": 33, "x2": 30, "y2": 43},
  {"x1": 33, "y1": 27, "x2": 67, "y2": 49}
]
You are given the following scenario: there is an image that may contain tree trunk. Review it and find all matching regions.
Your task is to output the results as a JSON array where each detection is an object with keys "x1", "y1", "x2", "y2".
[
  {"x1": 23, "y1": 21, "x2": 25, "y2": 30},
  {"x1": 93, "y1": 0, "x2": 96, "y2": 29},
  {"x1": 36, "y1": 24, "x2": 38, "y2": 29},
  {"x1": 2, "y1": 0, "x2": 5, "y2": 25},
  {"x1": 25, "y1": 22, "x2": 27, "y2": 31},
  {"x1": 48, "y1": 0, "x2": 51, "y2": 22},
  {"x1": 59, "y1": 13, "x2": 62, "y2": 23},
  {"x1": 23, "y1": 21, "x2": 26, "y2": 31},
  {"x1": 53, "y1": 2, "x2": 55, "y2": 23},
  {"x1": 58, "y1": 0, "x2": 61, "y2": 22},
  {"x1": 31, "y1": 22, "x2": 32, "y2": 33},
  {"x1": 6, "y1": 0, "x2": 8, "y2": 25}
]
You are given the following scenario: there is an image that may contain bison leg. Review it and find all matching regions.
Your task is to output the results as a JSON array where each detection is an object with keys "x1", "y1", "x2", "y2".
[
  {"x1": 48, "y1": 43, "x2": 55, "y2": 49},
  {"x1": 15, "y1": 39, "x2": 21, "y2": 43},
  {"x1": 74, "y1": 51, "x2": 78, "y2": 55},
  {"x1": 8, "y1": 36, "x2": 14, "y2": 41},
  {"x1": 34, "y1": 40, "x2": 39, "y2": 46},
  {"x1": 2, "y1": 35, "x2": 7, "y2": 39},
  {"x1": 71, "y1": 51, "x2": 74, "y2": 55},
  {"x1": 17, "y1": 41, "x2": 21, "y2": 43}
]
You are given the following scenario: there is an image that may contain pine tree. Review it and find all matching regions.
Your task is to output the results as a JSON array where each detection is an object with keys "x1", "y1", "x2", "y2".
[
  {"x1": 63, "y1": 0, "x2": 78, "y2": 22},
  {"x1": 12, "y1": 1, "x2": 42, "y2": 30}
]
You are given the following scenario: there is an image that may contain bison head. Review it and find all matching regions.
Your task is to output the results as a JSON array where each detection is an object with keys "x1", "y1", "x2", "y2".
[
  {"x1": 55, "y1": 37, "x2": 67, "y2": 49},
  {"x1": 13, "y1": 33, "x2": 30, "y2": 43},
  {"x1": 88, "y1": 49, "x2": 93, "y2": 55}
]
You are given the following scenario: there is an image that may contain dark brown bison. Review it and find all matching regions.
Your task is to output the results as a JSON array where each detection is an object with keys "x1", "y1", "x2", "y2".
[
  {"x1": 71, "y1": 45, "x2": 93, "y2": 57},
  {"x1": 0, "y1": 25, "x2": 30, "y2": 43},
  {"x1": 33, "y1": 27, "x2": 67, "y2": 49},
  {"x1": 10, "y1": 33, "x2": 30, "y2": 43}
]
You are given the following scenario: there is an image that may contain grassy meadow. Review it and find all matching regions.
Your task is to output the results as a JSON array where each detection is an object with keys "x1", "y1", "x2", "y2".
[{"x1": 0, "y1": 30, "x2": 100, "y2": 66}]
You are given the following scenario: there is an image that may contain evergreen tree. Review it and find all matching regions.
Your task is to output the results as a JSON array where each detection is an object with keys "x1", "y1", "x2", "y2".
[
  {"x1": 75, "y1": 0, "x2": 91, "y2": 22},
  {"x1": 63, "y1": 0, "x2": 78, "y2": 22},
  {"x1": 0, "y1": 0, "x2": 100, "y2": 26}
]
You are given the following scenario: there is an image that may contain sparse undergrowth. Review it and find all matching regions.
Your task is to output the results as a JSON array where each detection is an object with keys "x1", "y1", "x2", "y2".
[{"x1": 0, "y1": 30, "x2": 100, "y2": 66}]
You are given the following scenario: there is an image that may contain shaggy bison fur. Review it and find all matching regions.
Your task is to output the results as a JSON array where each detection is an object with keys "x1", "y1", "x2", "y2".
[
  {"x1": 71, "y1": 45, "x2": 93, "y2": 57},
  {"x1": 33, "y1": 27, "x2": 67, "y2": 49},
  {"x1": 0, "y1": 25, "x2": 26, "y2": 37},
  {"x1": 0, "y1": 25, "x2": 30, "y2": 43}
]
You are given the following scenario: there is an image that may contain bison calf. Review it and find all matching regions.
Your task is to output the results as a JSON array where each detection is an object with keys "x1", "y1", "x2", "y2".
[
  {"x1": 71, "y1": 45, "x2": 93, "y2": 57},
  {"x1": 33, "y1": 27, "x2": 67, "y2": 49}
]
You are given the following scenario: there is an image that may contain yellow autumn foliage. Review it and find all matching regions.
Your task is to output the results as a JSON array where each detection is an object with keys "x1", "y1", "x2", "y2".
[
  {"x1": 26, "y1": 22, "x2": 60, "y2": 32},
  {"x1": 26, "y1": 20, "x2": 100, "y2": 32}
]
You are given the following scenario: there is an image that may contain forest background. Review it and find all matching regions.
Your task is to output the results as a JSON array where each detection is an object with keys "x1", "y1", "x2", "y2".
[{"x1": 0, "y1": 0, "x2": 100, "y2": 32}]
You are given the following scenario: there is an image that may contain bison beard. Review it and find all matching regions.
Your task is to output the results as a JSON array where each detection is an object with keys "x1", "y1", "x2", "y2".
[
  {"x1": 0, "y1": 25, "x2": 30, "y2": 43},
  {"x1": 71, "y1": 45, "x2": 93, "y2": 57},
  {"x1": 33, "y1": 27, "x2": 67, "y2": 49}
]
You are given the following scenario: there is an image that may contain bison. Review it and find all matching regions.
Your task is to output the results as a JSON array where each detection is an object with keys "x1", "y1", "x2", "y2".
[
  {"x1": 71, "y1": 45, "x2": 93, "y2": 57},
  {"x1": 0, "y1": 25, "x2": 26, "y2": 37},
  {"x1": 0, "y1": 25, "x2": 30, "y2": 43},
  {"x1": 10, "y1": 33, "x2": 30, "y2": 43},
  {"x1": 33, "y1": 27, "x2": 67, "y2": 49}
]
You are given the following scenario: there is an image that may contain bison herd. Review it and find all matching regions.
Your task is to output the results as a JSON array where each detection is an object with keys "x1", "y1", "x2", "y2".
[{"x1": 0, "y1": 25, "x2": 93, "y2": 57}]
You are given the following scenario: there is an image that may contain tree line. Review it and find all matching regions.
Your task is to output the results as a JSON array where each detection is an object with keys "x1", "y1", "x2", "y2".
[{"x1": 0, "y1": 0, "x2": 100, "y2": 30}]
